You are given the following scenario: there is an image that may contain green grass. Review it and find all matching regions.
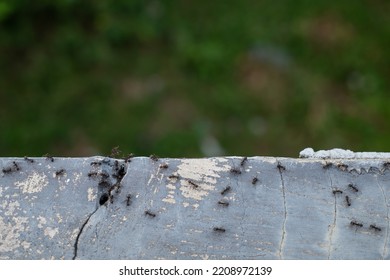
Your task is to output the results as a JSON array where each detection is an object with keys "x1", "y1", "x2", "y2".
[{"x1": 1, "y1": 0, "x2": 389, "y2": 157}]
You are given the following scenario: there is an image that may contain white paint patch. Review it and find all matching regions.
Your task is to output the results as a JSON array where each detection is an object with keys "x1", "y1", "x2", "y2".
[
  {"x1": 300, "y1": 147, "x2": 390, "y2": 159},
  {"x1": 4, "y1": 201, "x2": 20, "y2": 216},
  {"x1": 56, "y1": 214, "x2": 63, "y2": 223},
  {"x1": 15, "y1": 172, "x2": 48, "y2": 194},
  {"x1": 163, "y1": 185, "x2": 176, "y2": 204},
  {"x1": 73, "y1": 172, "x2": 83, "y2": 184},
  {"x1": 44, "y1": 227, "x2": 59, "y2": 239},
  {"x1": 162, "y1": 195, "x2": 175, "y2": 204},
  {"x1": 37, "y1": 216, "x2": 47, "y2": 229},
  {"x1": 0, "y1": 216, "x2": 30, "y2": 253},
  {"x1": 87, "y1": 187, "x2": 96, "y2": 201},
  {"x1": 177, "y1": 158, "x2": 229, "y2": 201}
]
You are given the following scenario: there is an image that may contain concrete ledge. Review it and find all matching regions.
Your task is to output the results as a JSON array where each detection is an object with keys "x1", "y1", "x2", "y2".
[{"x1": 1, "y1": 152, "x2": 390, "y2": 259}]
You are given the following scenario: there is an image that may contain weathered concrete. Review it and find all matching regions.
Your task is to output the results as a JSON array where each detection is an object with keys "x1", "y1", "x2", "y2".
[{"x1": 1, "y1": 153, "x2": 390, "y2": 259}]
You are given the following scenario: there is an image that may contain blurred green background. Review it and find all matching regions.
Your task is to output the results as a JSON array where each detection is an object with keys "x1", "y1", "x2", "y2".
[{"x1": 0, "y1": 0, "x2": 389, "y2": 157}]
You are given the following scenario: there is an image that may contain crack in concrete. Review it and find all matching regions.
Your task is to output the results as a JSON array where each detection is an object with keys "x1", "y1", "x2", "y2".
[
  {"x1": 276, "y1": 160, "x2": 287, "y2": 260},
  {"x1": 72, "y1": 207, "x2": 98, "y2": 260},
  {"x1": 376, "y1": 178, "x2": 389, "y2": 259},
  {"x1": 73, "y1": 158, "x2": 129, "y2": 260}
]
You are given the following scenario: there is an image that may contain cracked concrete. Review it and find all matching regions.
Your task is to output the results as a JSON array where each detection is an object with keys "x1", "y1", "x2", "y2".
[{"x1": 1, "y1": 152, "x2": 390, "y2": 259}]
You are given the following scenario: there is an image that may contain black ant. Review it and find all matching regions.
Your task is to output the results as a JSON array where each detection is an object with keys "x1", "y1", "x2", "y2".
[
  {"x1": 369, "y1": 225, "x2": 381, "y2": 232},
  {"x1": 88, "y1": 172, "x2": 98, "y2": 178},
  {"x1": 55, "y1": 169, "x2": 65, "y2": 177},
  {"x1": 168, "y1": 174, "x2": 180, "y2": 180},
  {"x1": 252, "y1": 177, "x2": 258, "y2": 185},
  {"x1": 322, "y1": 162, "x2": 333, "y2": 169},
  {"x1": 123, "y1": 153, "x2": 134, "y2": 163},
  {"x1": 350, "y1": 220, "x2": 363, "y2": 228},
  {"x1": 345, "y1": 195, "x2": 351, "y2": 207},
  {"x1": 221, "y1": 186, "x2": 231, "y2": 195},
  {"x1": 98, "y1": 179, "x2": 110, "y2": 188},
  {"x1": 125, "y1": 194, "x2": 132, "y2": 206},
  {"x1": 348, "y1": 184, "x2": 358, "y2": 192},
  {"x1": 150, "y1": 154, "x2": 159, "y2": 161},
  {"x1": 337, "y1": 163, "x2": 348, "y2": 171},
  {"x1": 230, "y1": 168, "x2": 241, "y2": 175},
  {"x1": 188, "y1": 180, "x2": 199, "y2": 188},
  {"x1": 383, "y1": 162, "x2": 390, "y2": 169},
  {"x1": 24, "y1": 156, "x2": 34, "y2": 163},
  {"x1": 2, "y1": 167, "x2": 12, "y2": 174},
  {"x1": 213, "y1": 227, "x2": 226, "y2": 233},
  {"x1": 159, "y1": 163, "x2": 168, "y2": 169},
  {"x1": 110, "y1": 146, "x2": 121, "y2": 158},
  {"x1": 3, "y1": 161, "x2": 20, "y2": 174},
  {"x1": 90, "y1": 161, "x2": 102, "y2": 166},
  {"x1": 240, "y1": 156, "x2": 248, "y2": 167},
  {"x1": 218, "y1": 200, "x2": 229, "y2": 207},
  {"x1": 145, "y1": 210, "x2": 156, "y2": 218},
  {"x1": 332, "y1": 189, "x2": 343, "y2": 195},
  {"x1": 13, "y1": 161, "x2": 20, "y2": 171},
  {"x1": 44, "y1": 154, "x2": 54, "y2": 162},
  {"x1": 112, "y1": 164, "x2": 126, "y2": 180},
  {"x1": 277, "y1": 162, "x2": 286, "y2": 171}
]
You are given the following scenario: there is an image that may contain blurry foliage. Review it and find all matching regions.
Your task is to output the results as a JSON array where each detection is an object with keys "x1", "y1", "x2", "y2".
[{"x1": 0, "y1": 0, "x2": 389, "y2": 157}]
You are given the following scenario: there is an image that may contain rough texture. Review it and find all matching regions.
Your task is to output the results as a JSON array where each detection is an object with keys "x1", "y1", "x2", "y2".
[{"x1": 1, "y1": 153, "x2": 390, "y2": 259}]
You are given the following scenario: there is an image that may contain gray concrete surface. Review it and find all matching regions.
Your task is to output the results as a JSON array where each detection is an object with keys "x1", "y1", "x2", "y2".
[{"x1": 1, "y1": 154, "x2": 390, "y2": 259}]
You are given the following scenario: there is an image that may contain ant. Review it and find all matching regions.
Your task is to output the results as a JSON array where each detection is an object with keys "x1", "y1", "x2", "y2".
[
  {"x1": 2, "y1": 167, "x2": 13, "y2": 174},
  {"x1": 113, "y1": 164, "x2": 126, "y2": 179},
  {"x1": 337, "y1": 163, "x2": 348, "y2": 171},
  {"x1": 188, "y1": 180, "x2": 199, "y2": 188},
  {"x1": 3, "y1": 161, "x2": 20, "y2": 173},
  {"x1": 168, "y1": 174, "x2": 180, "y2": 180},
  {"x1": 213, "y1": 227, "x2": 226, "y2": 233},
  {"x1": 332, "y1": 189, "x2": 343, "y2": 195},
  {"x1": 348, "y1": 184, "x2": 358, "y2": 192},
  {"x1": 125, "y1": 194, "x2": 132, "y2": 206},
  {"x1": 322, "y1": 162, "x2": 333, "y2": 169},
  {"x1": 150, "y1": 154, "x2": 159, "y2": 161},
  {"x1": 55, "y1": 169, "x2": 65, "y2": 177},
  {"x1": 98, "y1": 179, "x2": 110, "y2": 188},
  {"x1": 110, "y1": 146, "x2": 121, "y2": 158},
  {"x1": 123, "y1": 153, "x2": 134, "y2": 163},
  {"x1": 145, "y1": 210, "x2": 156, "y2": 218},
  {"x1": 159, "y1": 163, "x2": 168, "y2": 169},
  {"x1": 88, "y1": 172, "x2": 98, "y2": 178},
  {"x1": 230, "y1": 168, "x2": 241, "y2": 175},
  {"x1": 350, "y1": 220, "x2": 363, "y2": 228},
  {"x1": 218, "y1": 200, "x2": 229, "y2": 207},
  {"x1": 24, "y1": 156, "x2": 34, "y2": 163},
  {"x1": 369, "y1": 225, "x2": 381, "y2": 232},
  {"x1": 90, "y1": 161, "x2": 102, "y2": 166},
  {"x1": 221, "y1": 186, "x2": 231, "y2": 195},
  {"x1": 383, "y1": 162, "x2": 390, "y2": 169},
  {"x1": 13, "y1": 161, "x2": 20, "y2": 171},
  {"x1": 252, "y1": 177, "x2": 258, "y2": 185},
  {"x1": 240, "y1": 157, "x2": 248, "y2": 167},
  {"x1": 44, "y1": 154, "x2": 54, "y2": 162},
  {"x1": 345, "y1": 196, "x2": 351, "y2": 207},
  {"x1": 277, "y1": 162, "x2": 286, "y2": 171}
]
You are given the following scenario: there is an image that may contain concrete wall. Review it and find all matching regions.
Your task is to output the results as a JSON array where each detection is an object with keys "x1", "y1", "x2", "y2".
[{"x1": 1, "y1": 154, "x2": 389, "y2": 259}]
